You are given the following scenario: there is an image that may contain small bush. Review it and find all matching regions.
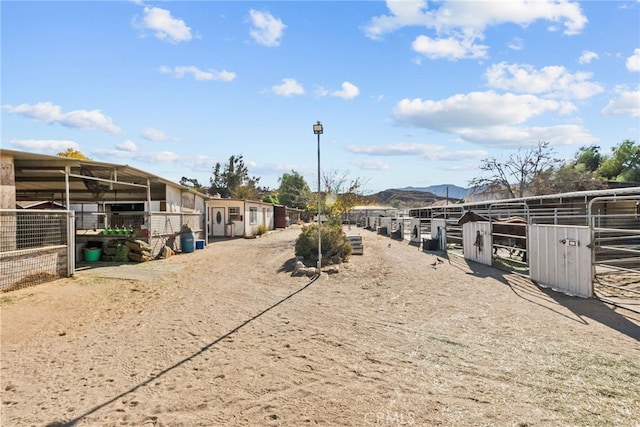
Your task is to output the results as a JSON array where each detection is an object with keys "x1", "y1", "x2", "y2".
[
  {"x1": 295, "y1": 223, "x2": 352, "y2": 266},
  {"x1": 257, "y1": 224, "x2": 269, "y2": 236}
]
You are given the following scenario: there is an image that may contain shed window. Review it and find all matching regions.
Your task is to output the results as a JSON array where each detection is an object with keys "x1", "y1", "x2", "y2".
[
  {"x1": 229, "y1": 207, "x2": 240, "y2": 221},
  {"x1": 250, "y1": 207, "x2": 258, "y2": 224}
]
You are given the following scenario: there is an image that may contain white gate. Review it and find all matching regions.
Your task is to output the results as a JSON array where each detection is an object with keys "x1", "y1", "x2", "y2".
[
  {"x1": 432, "y1": 218, "x2": 447, "y2": 251},
  {"x1": 463, "y1": 221, "x2": 492, "y2": 265},
  {"x1": 529, "y1": 224, "x2": 592, "y2": 298}
]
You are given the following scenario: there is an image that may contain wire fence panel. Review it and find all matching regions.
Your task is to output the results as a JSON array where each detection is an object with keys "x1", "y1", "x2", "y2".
[
  {"x1": 0, "y1": 209, "x2": 73, "y2": 292},
  {"x1": 589, "y1": 196, "x2": 640, "y2": 309}
]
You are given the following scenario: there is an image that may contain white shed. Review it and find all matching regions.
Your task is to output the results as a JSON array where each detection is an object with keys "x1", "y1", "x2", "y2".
[{"x1": 207, "y1": 198, "x2": 274, "y2": 238}]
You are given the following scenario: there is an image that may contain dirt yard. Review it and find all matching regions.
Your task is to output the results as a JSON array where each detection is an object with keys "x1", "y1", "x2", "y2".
[{"x1": 1, "y1": 225, "x2": 639, "y2": 426}]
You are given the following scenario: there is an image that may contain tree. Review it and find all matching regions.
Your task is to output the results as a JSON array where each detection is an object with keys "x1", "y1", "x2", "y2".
[
  {"x1": 598, "y1": 139, "x2": 640, "y2": 183},
  {"x1": 312, "y1": 168, "x2": 366, "y2": 225},
  {"x1": 469, "y1": 141, "x2": 561, "y2": 198},
  {"x1": 574, "y1": 145, "x2": 602, "y2": 172},
  {"x1": 209, "y1": 154, "x2": 260, "y2": 199},
  {"x1": 262, "y1": 193, "x2": 279, "y2": 204},
  {"x1": 57, "y1": 148, "x2": 91, "y2": 159},
  {"x1": 180, "y1": 176, "x2": 204, "y2": 190},
  {"x1": 277, "y1": 170, "x2": 311, "y2": 209}
]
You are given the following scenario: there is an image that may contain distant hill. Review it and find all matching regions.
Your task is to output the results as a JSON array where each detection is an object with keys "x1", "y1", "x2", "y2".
[
  {"x1": 403, "y1": 184, "x2": 468, "y2": 200},
  {"x1": 361, "y1": 188, "x2": 444, "y2": 208}
]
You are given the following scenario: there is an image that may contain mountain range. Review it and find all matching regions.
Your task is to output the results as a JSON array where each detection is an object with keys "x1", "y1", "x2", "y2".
[
  {"x1": 362, "y1": 184, "x2": 469, "y2": 208},
  {"x1": 402, "y1": 185, "x2": 469, "y2": 200}
]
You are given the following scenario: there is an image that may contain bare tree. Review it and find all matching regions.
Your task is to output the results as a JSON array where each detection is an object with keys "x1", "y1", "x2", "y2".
[{"x1": 469, "y1": 141, "x2": 561, "y2": 199}]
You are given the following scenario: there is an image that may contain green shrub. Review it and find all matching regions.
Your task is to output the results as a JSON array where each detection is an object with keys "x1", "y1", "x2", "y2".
[
  {"x1": 295, "y1": 223, "x2": 352, "y2": 266},
  {"x1": 257, "y1": 224, "x2": 269, "y2": 236}
]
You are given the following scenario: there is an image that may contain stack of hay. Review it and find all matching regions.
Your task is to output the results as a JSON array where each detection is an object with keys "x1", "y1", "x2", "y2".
[
  {"x1": 101, "y1": 239, "x2": 130, "y2": 262},
  {"x1": 125, "y1": 239, "x2": 154, "y2": 262}
]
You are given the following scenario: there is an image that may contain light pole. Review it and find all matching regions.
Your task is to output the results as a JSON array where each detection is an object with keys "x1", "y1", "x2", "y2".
[{"x1": 313, "y1": 121, "x2": 323, "y2": 274}]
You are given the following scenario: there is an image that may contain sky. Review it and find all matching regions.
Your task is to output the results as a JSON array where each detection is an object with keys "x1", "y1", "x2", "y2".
[{"x1": 2, "y1": 0, "x2": 639, "y2": 194}]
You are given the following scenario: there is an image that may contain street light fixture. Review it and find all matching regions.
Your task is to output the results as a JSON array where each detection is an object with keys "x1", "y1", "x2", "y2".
[{"x1": 313, "y1": 121, "x2": 323, "y2": 274}]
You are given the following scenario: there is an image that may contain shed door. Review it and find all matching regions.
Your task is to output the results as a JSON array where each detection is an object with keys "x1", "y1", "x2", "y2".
[
  {"x1": 211, "y1": 208, "x2": 225, "y2": 237},
  {"x1": 463, "y1": 221, "x2": 492, "y2": 266},
  {"x1": 529, "y1": 224, "x2": 592, "y2": 298}
]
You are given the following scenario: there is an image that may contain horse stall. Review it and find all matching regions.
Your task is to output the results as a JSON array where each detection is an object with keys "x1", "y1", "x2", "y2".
[
  {"x1": 409, "y1": 218, "x2": 430, "y2": 246},
  {"x1": 458, "y1": 209, "x2": 528, "y2": 273},
  {"x1": 423, "y1": 218, "x2": 446, "y2": 251},
  {"x1": 378, "y1": 217, "x2": 393, "y2": 236}
]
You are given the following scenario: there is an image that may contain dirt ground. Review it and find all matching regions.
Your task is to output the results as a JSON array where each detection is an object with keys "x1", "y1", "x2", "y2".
[{"x1": 1, "y1": 225, "x2": 639, "y2": 427}]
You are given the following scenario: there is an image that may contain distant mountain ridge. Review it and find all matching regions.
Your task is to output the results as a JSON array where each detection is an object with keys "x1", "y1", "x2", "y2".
[
  {"x1": 361, "y1": 185, "x2": 468, "y2": 208},
  {"x1": 403, "y1": 184, "x2": 468, "y2": 200}
]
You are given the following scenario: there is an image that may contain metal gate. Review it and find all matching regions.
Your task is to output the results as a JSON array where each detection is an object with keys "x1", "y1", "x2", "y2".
[
  {"x1": 589, "y1": 195, "x2": 640, "y2": 311},
  {"x1": 529, "y1": 224, "x2": 592, "y2": 298}
]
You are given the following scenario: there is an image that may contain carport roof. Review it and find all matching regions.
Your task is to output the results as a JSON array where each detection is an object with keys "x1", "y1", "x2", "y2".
[{"x1": 3, "y1": 149, "x2": 209, "y2": 204}]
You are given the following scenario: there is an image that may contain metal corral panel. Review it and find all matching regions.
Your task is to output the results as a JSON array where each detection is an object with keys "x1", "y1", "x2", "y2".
[
  {"x1": 432, "y1": 219, "x2": 447, "y2": 250},
  {"x1": 529, "y1": 224, "x2": 592, "y2": 298},
  {"x1": 463, "y1": 221, "x2": 492, "y2": 265}
]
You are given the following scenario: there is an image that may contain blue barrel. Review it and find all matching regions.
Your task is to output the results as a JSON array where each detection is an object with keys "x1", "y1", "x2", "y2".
[{"x1": 181, "y1": 232, "x2": 195, "y2": 253}]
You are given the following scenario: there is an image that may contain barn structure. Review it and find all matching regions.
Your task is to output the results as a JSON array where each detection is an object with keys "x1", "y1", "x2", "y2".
[
  {"x1": 406, "y1": 186, "x2": 640, "y2": 310},
  {"x1": 1, "y1": 149, "x2": 209, "y2": 291}
]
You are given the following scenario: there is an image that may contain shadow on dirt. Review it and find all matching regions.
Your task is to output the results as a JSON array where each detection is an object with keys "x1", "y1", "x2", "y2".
[
  {"x1": 457, "y1": 254, "x2": 640, "y2": 341},
  {"x1": 44, "y1": 274, "x2": 321, "y2": 427}
]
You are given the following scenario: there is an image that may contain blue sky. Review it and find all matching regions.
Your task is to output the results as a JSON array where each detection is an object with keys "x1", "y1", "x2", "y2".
[{"x1": 2, "y1": 1, "x2": 639, "y2": 194}]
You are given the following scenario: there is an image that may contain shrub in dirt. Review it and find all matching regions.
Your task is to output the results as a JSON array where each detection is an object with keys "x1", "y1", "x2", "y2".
[
  {"x1": 257, "y1": 224, "x2": 269, "y2": 236},
  {"x1": 295, "y1": 223, "x2": 352, "y2": 266}
]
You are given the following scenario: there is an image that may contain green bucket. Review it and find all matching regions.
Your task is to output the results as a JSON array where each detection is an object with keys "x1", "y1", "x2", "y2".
[{"x1": 84, "y1": 248, "x2": 102, "y2": 262}]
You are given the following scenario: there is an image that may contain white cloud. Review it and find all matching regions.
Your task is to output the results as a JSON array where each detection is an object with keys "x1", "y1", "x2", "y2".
[
  {"x1": 362, "y1": 0, "x2": 433, "y2": 41},
  {"x1": 352, "y1": 159, "x2": 390, "y2": 171},
  {"x1": 393, "y1": 91, "x2": 566, "y2": 131},
  {"x1": 2, "y1": 102, "x2": 121, "y2": 134},
  {"x1": 626, "y1": 48, "x2": 640, "y2": 72},
  {"x1": 94, "y1": 147, "x2": 181, "y2": 163},
  {"x1": 484, "y1": 62, "x2": 603, "y2": 100},
  {"x1": 140, "y1": 127, "x2": 179, "y2": 142},
  {"x1": 578, "y1": 50, "x2": 599, "y2": 64},
  {"x1": 331, "y1": 82, "x2": 360, "y2": 100},
  {"x1": 9, "y1": 139, "x2": 80, "y2": 153},
  {"x1": 117, "y1": 140, "x2": 137, "y2": 152},
  {"x1": 141, "y1": 128, "x2": 167, "y2": 141},
  {"x1": 363, "y1": 0, "x2": 587, "y2": 60},
  {"x1": 249, "y1": 9, "x2": 286, "y2": 47},
  {"x1": 412, "y1": 35, "x2": 488, "y2": 60},
  {"x1": 601, "y1": 87, "x2": 640, "y2": 117},
  {"x1": 138, "y1": 6, "x2": 192, "y2": 44},
  {"x1": 455, "y1": 124, "x2": 598, "y2": 147},
  {"x1": 271, "y1": 78, "x2": 304, "y2": 97},
  {"x1": 390, "y1": 91, "x2": 597, "y2": 147},
  {"x1": 507, "y1": 37, "x2": 524, "y2": 51},
  {"x1": 159, "y1": 65, "x2": 236, "y2": 82},
  {"x1": 346, "y1": 142, "x2": 486, "y2": 161}
]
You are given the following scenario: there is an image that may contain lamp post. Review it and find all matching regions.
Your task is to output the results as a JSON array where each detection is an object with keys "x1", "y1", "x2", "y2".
[{"x1": 313, "y1": 121, "x2": 323, "y2": 274}]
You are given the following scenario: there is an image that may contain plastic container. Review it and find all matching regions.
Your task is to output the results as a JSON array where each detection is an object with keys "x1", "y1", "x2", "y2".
[
  {"x1": 84, "y1": 248, "x2": 102, "y2": 262},
  {"x1": 195, "y1": 239, "x2": 205, "y2": 250},
  {"x1": 423, "y1": 238, "x2": 440, "y2": 251},
  {"x1": 181, "y1": 232, "x2": 195, "y2": 253}
]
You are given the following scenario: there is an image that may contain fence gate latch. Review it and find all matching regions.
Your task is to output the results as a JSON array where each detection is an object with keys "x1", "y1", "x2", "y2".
[{"x1": 560, "y1": 238, "x2": 579, "y2": 246}]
